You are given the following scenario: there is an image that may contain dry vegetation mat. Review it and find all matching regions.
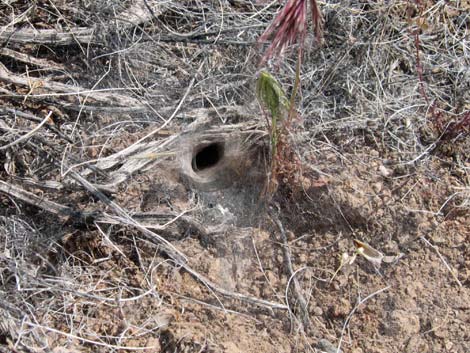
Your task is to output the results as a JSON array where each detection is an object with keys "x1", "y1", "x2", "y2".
[{"x1": 0, "y1": 1, "x2": 469, "y2": 352}]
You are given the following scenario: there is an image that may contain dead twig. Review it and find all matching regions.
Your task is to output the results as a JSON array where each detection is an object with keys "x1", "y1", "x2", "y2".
[
  {"x1": 336, "y1": 286, "x2": 391, "y2": 353},
  {"x1": 0, "y1": 1, "x2": 162, "y2": 46},
  {"x1": 0, "y1": 107, "x2": 73, "y2": 143},
  {"x1": 420, "y1": 236, "x2": 463, "y2": 287},
  {"x1": 0, "y1": 111, "x2": 52, "y2": 151},
  {"x1": 0, "y1": 180, "x2": 100, "y2": 222},
  {"x1": 0, "y1": 27, "x2": 95, "y2": 46},
  {"x1": 0, "y1": 63, "x2": 148, "y2": 112},
  {"x1": 24, "y1": 322, "x2": 159, "y2": 351},
  {"x1": 270, "y1": 211, "x2": 312, "y2": 331},
  {"x1": 0, "y1": 48, "x2": 65, "y2": 71}
]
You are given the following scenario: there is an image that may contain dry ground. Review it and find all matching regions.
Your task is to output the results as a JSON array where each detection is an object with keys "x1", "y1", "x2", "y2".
[{"x1": 0, "y1": 1, "x2": 469, "y2": 352}]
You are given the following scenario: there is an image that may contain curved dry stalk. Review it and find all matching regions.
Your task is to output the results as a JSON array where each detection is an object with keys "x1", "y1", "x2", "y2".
[
  {"x1": 0, "y1": 111, "x2": 52, "y2": 151},
  {"x1": 270, "y1": 212, "x2": 313, "y2": 330},
  {"x1": 336, "y1": 286, "x2": 391, "y2": 353}
]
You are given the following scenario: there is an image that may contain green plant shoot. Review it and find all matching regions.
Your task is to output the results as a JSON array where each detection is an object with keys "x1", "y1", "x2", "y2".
[{"x1": 256, "y1": 70, "x2": 290, "y2": 153}]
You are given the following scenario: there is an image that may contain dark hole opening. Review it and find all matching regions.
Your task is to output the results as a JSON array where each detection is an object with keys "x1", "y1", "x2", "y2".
[{"x1": 192, "y1": 142, "x2": 224, "y2": 172}]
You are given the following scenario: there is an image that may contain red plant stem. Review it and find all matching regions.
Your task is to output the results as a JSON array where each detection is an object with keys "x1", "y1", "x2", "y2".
[
  {"x1": 310, "y1": 0, "x2": 322, "y2": 41},
  {"x1": 445, "y1": 112, "x2": 470, "y2": 139},
  {"x1": 287, "y1": 46, "x2": 302, "y2": 125}
]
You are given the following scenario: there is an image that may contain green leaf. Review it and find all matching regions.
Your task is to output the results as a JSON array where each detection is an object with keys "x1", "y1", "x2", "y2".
[{"x1": 256, "y1": 70, "x2": 290, "y2": 126}]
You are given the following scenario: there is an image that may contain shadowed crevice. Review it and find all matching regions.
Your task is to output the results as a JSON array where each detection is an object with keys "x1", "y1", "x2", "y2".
[{"x1": 191, "y1": 142, "x2": 225, "y2": 172}]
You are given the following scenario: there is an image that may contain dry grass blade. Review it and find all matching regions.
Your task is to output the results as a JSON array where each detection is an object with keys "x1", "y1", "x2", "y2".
[{"x1": 420, "y1": 237, "x2": 463, "y2": 288}]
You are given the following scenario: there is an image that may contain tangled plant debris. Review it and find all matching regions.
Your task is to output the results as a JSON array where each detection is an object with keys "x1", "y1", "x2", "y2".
[{"x1": 0, "y1": 1, "x2": 469, "y2": 352}]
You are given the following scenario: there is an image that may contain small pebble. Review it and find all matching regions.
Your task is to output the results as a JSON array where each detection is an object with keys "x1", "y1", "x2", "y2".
[
  {"x1": 379, "y1": 165, "x2": 392, "y2": 177},
  {"x1": 313, "y1": 306, "x2": 323, "y2": 316},
  {"x1": 316, "y1": 339, "x2": 340, "y2": 353}
]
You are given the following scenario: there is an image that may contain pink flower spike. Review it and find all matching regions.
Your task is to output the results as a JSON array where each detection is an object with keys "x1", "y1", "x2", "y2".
[
  {"x1": 310, "y1": 0, "x2": 323, "y2": 41},
  {"x1": 258, "y1": 0, "x2": 323, "y2": 65}
]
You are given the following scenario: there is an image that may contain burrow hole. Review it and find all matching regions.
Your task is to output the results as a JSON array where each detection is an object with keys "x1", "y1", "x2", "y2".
[{"x1": 191, "y1": 142, "x2": 225, "y2": 172}]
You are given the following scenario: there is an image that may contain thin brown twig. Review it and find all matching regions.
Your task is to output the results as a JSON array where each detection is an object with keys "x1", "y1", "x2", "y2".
[{"x1": 270, "y1": 211, "x2": 312, "y2": 330}]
